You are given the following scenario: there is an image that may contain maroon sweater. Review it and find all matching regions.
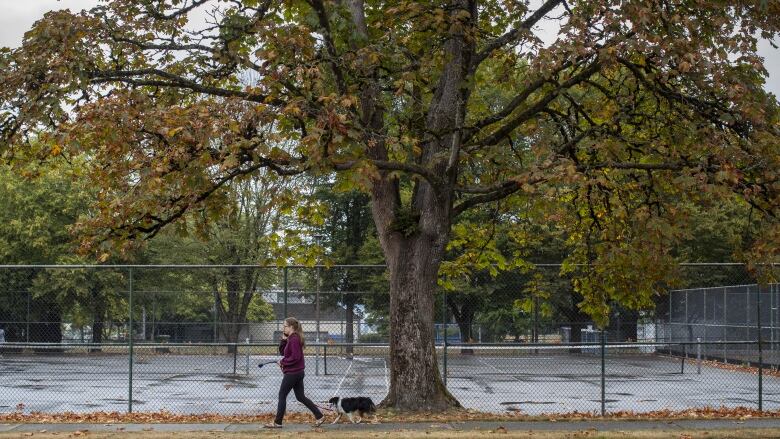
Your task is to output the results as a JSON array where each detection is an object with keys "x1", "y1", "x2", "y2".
[{"x1": 278, "y1": 333, "x2": 305, "y2": 374}]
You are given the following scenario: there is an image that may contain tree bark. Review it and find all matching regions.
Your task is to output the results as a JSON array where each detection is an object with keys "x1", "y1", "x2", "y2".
[
  {"x1": 380, "y1": 238, "x2": 460, "y2": 410},
  {"x1": 216, "y1": 267, "x2": 256, "y2": 353},
  {"x1": 569, "y1": 288, "x2": 591, "y2": 354},
  {"x1": 91, "y1": 289, "x2": 106, "y2": 352},
  {"x1": 30, "y1": 298, "x2": 62, "y2": 343},
  {"x1": 31, "y1": 297, "x2": 62, "y2": 352},
  {"x1": 447, "y1": 295, "x2": 476, "y2": 342}
]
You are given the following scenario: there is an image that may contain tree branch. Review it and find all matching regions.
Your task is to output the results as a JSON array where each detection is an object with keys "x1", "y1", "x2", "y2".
[
  {"x1": 307, "y1": 0, "x2": 347, "y2": 95},
  {"x1": 108, "y1": 35, "x2": 214, "y2": 53},
  {"x1": 116, "y1": 151, "x2": 304, "y2": 241},
  {"x1": 616, "y1": 57, "x2": 744, "y2": 134},
  {"x1": 473, "y1": 58, "x2": 601, "y2": 147},
  {"x1": 467, "y1": 62, "x2": 569, "y2": 134},
  {"x1": 453, "y1": 177, "x2": 543, "y2": 216},
  {"x1": 453, "y1": 159, "x2": 713, "y2": 217},
  {"x1": 471, "y1": 0, "x2": 564, "y2": 70},
  {"x1": 455, "y1": 180, "x2": 518, "y2": 194},
  {"x1": 143, "y1": 0, "x2": 212, "y2": 20},
  {"x1": 577, "y1": 162, "x2": 686, "y2": 172},
  {"x1": 333, "y1": 158, "x2": 443, "y2": 188},
  {"x1": 89, "y1": 69, "x2": 281, "y2": 104}
]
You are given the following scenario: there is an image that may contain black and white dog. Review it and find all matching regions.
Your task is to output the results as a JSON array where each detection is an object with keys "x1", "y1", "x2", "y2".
[{"x1": 327, "y1": 396, "x2": 376, "y2": 424}]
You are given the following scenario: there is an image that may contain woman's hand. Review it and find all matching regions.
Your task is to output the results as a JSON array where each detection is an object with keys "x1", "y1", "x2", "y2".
[{"x1": 281, "y1": 333, "x2": 288, "y2": 341}]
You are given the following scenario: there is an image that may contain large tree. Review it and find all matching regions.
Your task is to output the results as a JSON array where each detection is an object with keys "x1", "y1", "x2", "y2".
[{"x1": 2, "y1": 0, "x2": 779, "y2": 410}]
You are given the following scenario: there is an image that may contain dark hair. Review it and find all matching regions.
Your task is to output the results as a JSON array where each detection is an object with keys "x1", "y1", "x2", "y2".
[{"x1": 284, "y1": 317, "x2": 305, "y2": 348}]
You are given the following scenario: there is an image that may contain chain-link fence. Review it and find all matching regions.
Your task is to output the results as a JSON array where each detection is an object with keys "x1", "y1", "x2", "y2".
[{"x1": 0, "y1": 264, "x2": 777, "y2": 415}]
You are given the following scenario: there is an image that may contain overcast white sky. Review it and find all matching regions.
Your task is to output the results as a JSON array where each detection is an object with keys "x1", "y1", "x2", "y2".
[{"x1": 1, "y1": 0, "x2": 777, "y2": 96}]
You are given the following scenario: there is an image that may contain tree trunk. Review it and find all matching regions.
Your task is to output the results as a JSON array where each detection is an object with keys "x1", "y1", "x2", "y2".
[
  {"x1": 380, "y1": 242, "x2": 460, "y2": 411},
  {"x1": 216, "y1": 268, "x2": 255, "y2": 354},
  {"x1": 447, "y1": 296, "x2": 476, "y2": 342},
  {"x1": 91, "y1": 288, "x2": 105, "y2": 345},
  {"x1": 219, "y1": 311, "x2": 241, "y2": 354},
  {"x1": 90, "y1": 296, "x2": 105, "y2": 353},
  {"x1": 91, "y1": 320, "x2": 104, "y2": 349},
  {"x1": 31, "y1": 298, "x2": 62, "y2": 353},
  {"x1": 569, "y1": 288, "x2": 591, "y2": 354},
  {"x1": 615, "y1": 309, "x2": 639, "y2": 342},
  {"x1": 358, "y1": 0, "x2": 474, "y2": 410},
  {"x1": 30, "y1": 298, "x2": 62, "y2": 343},
  {"x1": 455, "y1": 318, "x2": 473, "y2": 342}
]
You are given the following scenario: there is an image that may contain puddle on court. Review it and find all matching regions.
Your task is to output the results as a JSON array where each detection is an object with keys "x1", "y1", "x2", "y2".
[
  {"x1": 724, "y1": 398, "x2": 759, "y2": 404},
  {"x1": 100, "y1": 399, "x2": 144, "y2": 405},
  {"x1": 12, "y1": 384, "x2": 46, "y2": 390},
  {"x1": 501, "y1": 401, "x2": 556, "y2": 405}
]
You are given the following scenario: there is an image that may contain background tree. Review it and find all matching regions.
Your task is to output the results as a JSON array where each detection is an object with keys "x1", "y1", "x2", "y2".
[
  {"x1": 1, "y1": 0, "x2": 778, "y2": 410},
  {"x1": 0, "y1": 152, "x2": 126, "y2": 344},
  {"x1": 314, "y1": 179, "x2": 375, "y2": 356},
  {"x1": 134, "y1": 173, "x2": 287, "y2": 347}
]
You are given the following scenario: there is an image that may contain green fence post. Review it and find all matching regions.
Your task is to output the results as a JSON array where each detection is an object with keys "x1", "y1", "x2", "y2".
[
  {"x1": 128, "y1": 268, "x2": 134, "y2": 414},
  {"x1": 533, "y1": 295, "x2": 539, "y2": 344},
  {"x1": 233, "y1": 339, "x2": 238, "y2": 374},
  {"x1": 442, "y1": 290, "x2": 447, "y2": 387},
  {"x1": 213, "y1": 294, "x2": 218, "y2": 344},
  {"x1": 600, "y1": 328, "x2": 606, "y2": 417},
  {"x1": 283, "y1": 266, "x2": 288, "y2": 320},
  {"x1": 758, "y1": 284, "x2": 763, "y2": 412},
  {"x1": 26, "y1": 290, "x2": 30, "y2": 343}
]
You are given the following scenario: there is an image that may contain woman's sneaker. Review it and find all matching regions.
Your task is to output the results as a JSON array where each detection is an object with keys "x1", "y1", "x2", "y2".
[{"x1": 263, "y1": 422, "x2": 282, "y2": 429}]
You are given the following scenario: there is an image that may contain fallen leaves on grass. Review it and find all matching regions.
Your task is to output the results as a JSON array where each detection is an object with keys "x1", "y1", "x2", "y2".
[
  {"x1": 1, "y1": 406, "x2": 778, "y2": 424},
  {"x1": 0, "y1": 411, "x2": 323, "y2": 425}
]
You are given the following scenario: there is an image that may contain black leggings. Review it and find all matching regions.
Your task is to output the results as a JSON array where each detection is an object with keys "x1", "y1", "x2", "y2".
[{"x1": 274, "y1": 372, "x2": 322, "y2": 424}]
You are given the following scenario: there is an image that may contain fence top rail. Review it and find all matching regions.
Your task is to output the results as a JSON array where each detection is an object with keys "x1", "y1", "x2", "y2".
[
  {"x1": 670, "y1": 283, "x2": 780, "y2": 293},
  {"x1": 0, "y1": 340, "x2": 763, "y2": 348}
]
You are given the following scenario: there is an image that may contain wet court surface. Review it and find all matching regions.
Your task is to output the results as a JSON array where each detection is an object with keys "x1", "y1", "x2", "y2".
[{"x1": 1, "y1": 351, "x2": 778, "y2": 415}]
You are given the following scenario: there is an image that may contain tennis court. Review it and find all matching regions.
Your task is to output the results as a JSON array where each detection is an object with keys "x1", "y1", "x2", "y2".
[{"x1": 2, "y1": 343, "x2": 778, "y2": 415}]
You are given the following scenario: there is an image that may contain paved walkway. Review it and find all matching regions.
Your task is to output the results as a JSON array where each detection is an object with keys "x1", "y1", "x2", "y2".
[{"x1": 3, "y1": 419, "x2": 780, "y2": 433}]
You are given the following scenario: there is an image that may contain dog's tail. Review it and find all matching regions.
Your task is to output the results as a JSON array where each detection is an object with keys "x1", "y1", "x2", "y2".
[{"x1": 368, "y1": 398, "x2": 377, "y2": 412}]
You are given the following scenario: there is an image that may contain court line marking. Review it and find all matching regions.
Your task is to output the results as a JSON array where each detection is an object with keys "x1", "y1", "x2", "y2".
[{"x1": 475, "y1": 356, "x2": 511, "y2": 376}]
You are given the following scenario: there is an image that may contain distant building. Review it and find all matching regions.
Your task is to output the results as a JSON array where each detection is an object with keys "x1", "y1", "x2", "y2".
[{"x1": 231, "y1": 290, "x2": 364, "y2": 343}]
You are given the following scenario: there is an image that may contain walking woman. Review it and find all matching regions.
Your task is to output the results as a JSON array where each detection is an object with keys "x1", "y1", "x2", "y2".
[{"x1": 264, "y1": 317, "x2": 325, "y2": 428}]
